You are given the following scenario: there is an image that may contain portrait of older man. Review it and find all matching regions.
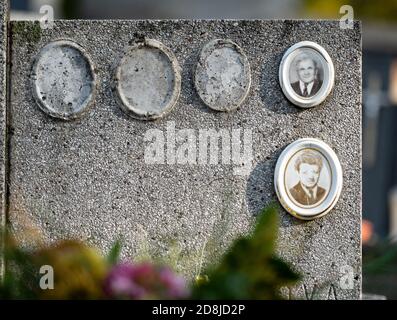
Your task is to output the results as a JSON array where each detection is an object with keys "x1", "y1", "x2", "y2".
[
  {"x1": 290, "y1": 53, "x2": 323, "y2": 98},
  {"x1": 289, "y1": 150, "x2": 327, "y2": 206}
]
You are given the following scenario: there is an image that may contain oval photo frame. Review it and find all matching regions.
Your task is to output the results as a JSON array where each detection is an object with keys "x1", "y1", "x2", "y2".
[
  {"x1": 194, "y1": 39, "x2": 251, "y2": 112},
  {"x1": 274, "y1": 138, "x2": 343, "y2": 220},
  {"x1": 279, "y1": 41, "x2": 335, "y2": 108},
  {"x1": 113, "y1": 38, "x2": 181, "y2": 120},
  {"x1": 31, "y1": 39, "x2": 97, "y2": 120}
]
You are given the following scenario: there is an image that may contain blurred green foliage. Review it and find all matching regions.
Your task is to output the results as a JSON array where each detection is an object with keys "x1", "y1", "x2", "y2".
[
  {"x1": 363, "y1": 239, "x2": 397, "y2": 274},
  {"x1": 61, "y1": 0, "x2": 81, "y2": 19},
  {"x1": 1, "y1": 204, "x2": 301, "y2": 300},
  {"x1": 303, "y1": 0, "x2": 397, "y2": 23},
  {"x1": 1, "y1": 236, "x2": 39, "y2": 299},
  {"x1": 192, "y1": 204, "x2": 301, "y2": 299},
  {"x1": 363, "y1": 239, "x2": 397, "y2": 299},
  {"x1": 0, "y1": 236, "x2": 109, "y2": 299}
]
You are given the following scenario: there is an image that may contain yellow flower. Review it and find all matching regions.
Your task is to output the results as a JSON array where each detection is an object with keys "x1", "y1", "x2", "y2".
[{"x1": 33, "y1": 240, "x2": 107, "y2": 299}]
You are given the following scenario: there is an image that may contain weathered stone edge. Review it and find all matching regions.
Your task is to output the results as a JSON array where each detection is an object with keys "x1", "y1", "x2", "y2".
[{"x1": 0, "y1": 0, "x2": 9, "y2": 280}]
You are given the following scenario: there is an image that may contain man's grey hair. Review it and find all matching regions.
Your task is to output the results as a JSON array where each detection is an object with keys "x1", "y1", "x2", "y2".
[
  {"x1": 294, "y1": 53, "x2": 318, "y2": 70},
  {"x1": 294, "y1": 149, "x2": 323, "y2": 172}
]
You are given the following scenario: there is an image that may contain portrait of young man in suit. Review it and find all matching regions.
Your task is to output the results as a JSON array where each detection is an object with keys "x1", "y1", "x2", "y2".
[
  {"x1": 289, "y1": 150, "x2": 327, "y2": 206},
  {"x1": 290, "y1": 53, "x2": 323, "y2": 98}
]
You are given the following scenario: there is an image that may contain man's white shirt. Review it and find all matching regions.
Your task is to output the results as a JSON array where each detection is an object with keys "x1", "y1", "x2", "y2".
[
  {"x1": 299, "y1": 80, "x2": 314, "y2": 95},
  {"x1": 301, "y1": 183, "x2": 318, "y2": 199}
]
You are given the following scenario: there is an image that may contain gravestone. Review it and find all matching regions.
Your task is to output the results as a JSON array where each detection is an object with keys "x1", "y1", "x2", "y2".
[{"x1": 1, "y1": 5, "x2": 362, "y2": 299}]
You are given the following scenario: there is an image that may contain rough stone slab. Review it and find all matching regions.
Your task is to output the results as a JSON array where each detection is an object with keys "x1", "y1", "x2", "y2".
[
  {"x1": 8, "y1": 20, "x2": 362, "y2": 299},
  {"x1": 0, "y1": 0, "x2": 8, "y2": 279}
]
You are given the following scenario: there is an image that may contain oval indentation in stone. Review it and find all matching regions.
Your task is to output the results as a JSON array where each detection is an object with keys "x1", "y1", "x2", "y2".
[
  {"x1": 31, "y1": 40, "x2": 96, "y2": 120},
  {"x1": 114, "y1": 39, "x2": 181, "y2": 120},
  {"x1": 195, "y1": 39, "x2": 251, "y2": 112}
]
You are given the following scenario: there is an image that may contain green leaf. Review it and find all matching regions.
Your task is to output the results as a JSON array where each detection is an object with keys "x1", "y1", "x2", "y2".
[
  {"x1": 106, "y1": 239, "x2": 122, "y2": 265},
  {"x1": 251, "y1": 203, "x2": 279, "y2": 252},
  {"x1": 268, "y1": 256, "x2": 301, "y2": 284},
  {"x1": 193, "y1": 203, "x2": 301, "y2": 299}
]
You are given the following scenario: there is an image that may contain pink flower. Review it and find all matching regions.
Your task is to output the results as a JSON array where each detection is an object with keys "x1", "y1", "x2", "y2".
[
  {"x1": 104, "y1": 262, "x2": 189, "y2": 299},
  {"x1": 159, "y1": 267, "x2": 189, "y2": 298}
]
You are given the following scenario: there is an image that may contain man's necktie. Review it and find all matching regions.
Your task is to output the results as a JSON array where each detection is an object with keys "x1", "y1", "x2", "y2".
[
  {"x1": 303, "y1": 84, "x2": 308, "y2": 97},
  {"x1": 309, "y1": 189, "x2": 314, "y2": 199}
]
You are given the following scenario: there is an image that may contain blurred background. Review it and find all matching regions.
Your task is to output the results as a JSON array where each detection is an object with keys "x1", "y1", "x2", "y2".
[{"x1": 9, "y1": 0, "x2": 397, "y2": 299}]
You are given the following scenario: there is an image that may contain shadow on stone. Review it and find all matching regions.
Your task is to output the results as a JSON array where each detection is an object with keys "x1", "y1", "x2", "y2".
[
  {"x1": 245, "y1": 148, "x2": 304, "y2": 229},
  {"x1": 180, "y1": 46, "x2": 222, "y2": 116},
  {"x1": 259, "y1": 49, "x2": 303, "y2": 116}
]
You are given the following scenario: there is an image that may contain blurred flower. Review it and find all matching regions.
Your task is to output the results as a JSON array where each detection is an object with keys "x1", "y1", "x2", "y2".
[
  {"x1": 33, "y1": 240, "x2": 107, "y2": 299},
  {"x1": 362, "y1": 219, "x2": 374, "y2": 245},
  {"x1": 104, "y1": 262, "x2": 189, "y2": 300},
  {"x1": 159, "y1": 267, "x2": 189, "y2": 298},
  {"x1": 2, "y1": 204, "x2": 297, "y2": 300}
]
